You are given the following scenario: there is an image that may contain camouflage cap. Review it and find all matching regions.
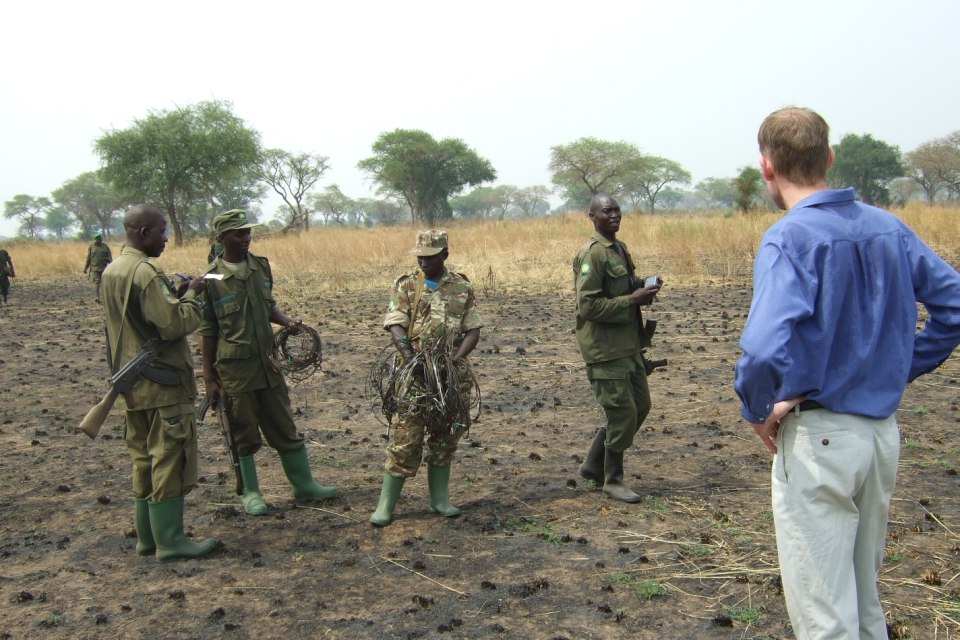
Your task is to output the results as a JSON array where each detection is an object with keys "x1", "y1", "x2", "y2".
[
  {"x1": 93, "y1": 232, "x2": 102, "y2": 239},
  {"x1": 410, "y1": 229, "x2": 448, "y2": 256},
  {"x1": 214, "y1": 209, "x2": 259, "y2": 235}
]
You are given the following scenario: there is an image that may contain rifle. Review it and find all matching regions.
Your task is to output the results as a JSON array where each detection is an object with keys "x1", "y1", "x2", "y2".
[
  {"x1": 213, "y1": 387, "x2": 243, "y2": 496},
  {"x1": 641, "y1": 318, "x2": 668, "y2": 376},
  {"x1": 78, "y1": 338, "x2": 168, "y2": 439}
]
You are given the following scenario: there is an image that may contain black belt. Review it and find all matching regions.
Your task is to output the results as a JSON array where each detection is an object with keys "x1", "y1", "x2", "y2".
[{"x1": 796, "y1": 399, "x2": 824, "y2": 412}]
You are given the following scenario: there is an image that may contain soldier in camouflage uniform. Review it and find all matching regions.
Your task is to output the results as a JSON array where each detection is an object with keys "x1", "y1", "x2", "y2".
[
  {"x1": 573, "y1": 193, "x2": 662, "y2": 503},
  {"x1": 0, "y1": 247, "x2": 14, "y2": 304},
  {"x1": 84, "y1": 232, "x2": 113, "y2": 303},
  {"x1": 199, "y1": 209, "x2": 337, "y2": 516},
  {"x1": 101, "y1": 204, "x2": 218, "y2": 562},
  {"x1": 370, "y1": 229, "x2": 483, "y2": 527}
]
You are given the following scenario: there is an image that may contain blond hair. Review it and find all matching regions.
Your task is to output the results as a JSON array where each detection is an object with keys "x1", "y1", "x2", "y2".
[{"x1": 758, "y1": 107, "x2": 831, "y2": 186}]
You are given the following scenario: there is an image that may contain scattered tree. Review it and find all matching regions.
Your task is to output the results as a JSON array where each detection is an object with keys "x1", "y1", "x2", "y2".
[
  {"x1": 258, "y1": 149, "x2": 330, "y2": 232},
  {"x1": 621, "y1": 156, "x2": 691, "y2": 213},
  {"x1": 513, "y1": 185, "x2": 551, "y2": 217},
  {"x1": 733, "y1": 166, "x2": 764, "y2": 212},
  {"x1": 4, "y1": 195, "x2": 51, "y2": 239},
  {"x1": 828, "y1": 133, "x2": 904, "y2": 206},
  {"x1": 548, "y1": 137, "x2": 646, "y2": 207},
  {"x1": 694, "y1": 177, "x2": 737, "y2": 209},
  {"x1": 358, "y1": 198, "x2": 406, "y2": 226},
  {"x1": 358, "y1": 129, "x2": 496, "y2": 225},
  {"x1": 43, "y1": 207, "x2": 73, "y2": 240},
  {"x1": 95, "y1": 100, "x2": 262, "y2": 245},
  {"x1": 52, "y1": 172, "x2": 126, "y2": 239},
  {"x1": 310, "y1": 184, "x2": 357, "y2": 225}
]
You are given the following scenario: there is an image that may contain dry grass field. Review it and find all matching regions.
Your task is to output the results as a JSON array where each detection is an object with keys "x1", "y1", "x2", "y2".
[{"x1": 2, "y1": 205, "x2": 960, "y2": 640}]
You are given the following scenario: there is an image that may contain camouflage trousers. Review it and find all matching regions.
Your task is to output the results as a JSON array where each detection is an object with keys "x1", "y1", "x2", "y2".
[
  {"x1": 384, "y1": 364, "x2": 474, "y2": 478},
  {"x1": 125, "y1": 403, "x2": 199, "y2": 501}
]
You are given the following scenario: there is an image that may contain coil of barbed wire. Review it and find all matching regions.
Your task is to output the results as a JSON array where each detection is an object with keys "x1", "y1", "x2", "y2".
[
  {"x1": 269, "y1": 324, "x2": 323, "y2": 383},
  {"x1": 367, "y1": 332, "x2": 481, "y2": 438}
]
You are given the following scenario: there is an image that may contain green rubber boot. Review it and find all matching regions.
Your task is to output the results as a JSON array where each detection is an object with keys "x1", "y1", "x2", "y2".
[
  {"x1": 148, "y1": 496, "x2": 217, "y2": 563},
  {"x1": 427, "y1": 464, "x2": 461, "y2": 518},
  {"x1": 370, "y1": 473, "x2": 405, "y2": 527},
  {"x1": 134, "y1": 497, "x2": 156, "y2": 555},
  {"x1": 279, "y1": 447, "x2": 338, "y2": 501},
  {"x1": 238, "y1": 456, "x2": 268, "y2": 516},
  {"x1": 602, "y1": 448, "x2": 642, "y2": 504}
]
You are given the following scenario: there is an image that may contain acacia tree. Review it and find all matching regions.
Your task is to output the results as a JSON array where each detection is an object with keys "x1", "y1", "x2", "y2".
[
  {"x1": 52, "y1": 172, "x2": 127, "y2": 239},
  {"x1": 358, "y1": 198, "x2": 406, "y2": 226},
  {"x1": 621, "y1": 156, "x2": 691, "y2": 212},
  {"x1": 310, "y1": 184, "x2": 357, "y2": 225},
  {"x1": 694, "y1": 177, "x2": 737, "y2": 209},
  {"x1": 358, "y1": 129, "x2": 496, "y2": 226},
  {"x1": 3, "y1": 195, "x2": 51, "y2": 239},
  {"x1": 258, "y1": 149, "x2": 330, "y2": 232},
  {"x1": 450, "y1": 187, "x2": 498, "y2": 219},
  {"x1": 513, "y1": 185, "x2": 551, "y2": 217},
  {"x1": 827, "y1": 133, "x2": 904, "y2": 206},
  {"x1": 905, "y1": 142, "x2": 952, "y2": 204},
  {"x1": 43, "y1": 207, "x2": 73, "y2": 240},
  {"x1": 95, "y1": 100, "x2": 261, "y2": 245},
  {"x1": 548, "y1": 137, "x2": 646, "y2": 207}
]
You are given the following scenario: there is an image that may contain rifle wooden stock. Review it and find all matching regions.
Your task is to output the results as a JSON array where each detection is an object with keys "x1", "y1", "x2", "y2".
[{"x1": 78, "y1": 388, "x2": 120, "y2": 439}]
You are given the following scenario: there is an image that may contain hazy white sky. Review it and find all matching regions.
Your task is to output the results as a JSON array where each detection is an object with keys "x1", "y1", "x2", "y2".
[{"x1": 1, "y1": 0, "x2": 958, "y2": 237}]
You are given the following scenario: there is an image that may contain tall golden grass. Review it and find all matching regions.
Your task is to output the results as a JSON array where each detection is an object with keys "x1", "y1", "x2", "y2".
[{"x1": 6, "y1": 203, "x2": 960, "y2": 293}]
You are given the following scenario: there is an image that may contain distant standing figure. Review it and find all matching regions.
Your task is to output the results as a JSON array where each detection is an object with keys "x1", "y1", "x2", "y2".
[
  {"x1": 0, "y1": 247, "x2": 14, "y2": 305},
  {"x1": 734, "y1": 107, "x2": 960, "y2": 639},
  {"x1": 84, "y1": 232, "x2": 113, "y2": 303},
  {"x1": 573, "y1": 193, "x2": 661, "y2": 503}
]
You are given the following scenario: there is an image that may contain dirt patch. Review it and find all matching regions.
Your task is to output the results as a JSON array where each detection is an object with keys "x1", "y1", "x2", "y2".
[{"x1": 1, "y1": 279, "x2": 959, "y2": 639}]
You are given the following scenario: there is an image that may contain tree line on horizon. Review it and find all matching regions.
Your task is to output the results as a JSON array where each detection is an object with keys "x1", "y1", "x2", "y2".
[{"x1": 3, "y1": 100, "x2": 958, "y2": 244}]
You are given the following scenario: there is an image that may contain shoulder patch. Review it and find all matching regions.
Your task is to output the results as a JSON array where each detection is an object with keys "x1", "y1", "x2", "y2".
[{"x1": 580, "y1": 262, "x2": 591, "y2": 275}]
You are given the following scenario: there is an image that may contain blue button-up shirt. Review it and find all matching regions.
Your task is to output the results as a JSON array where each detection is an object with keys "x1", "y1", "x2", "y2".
[{"x1": 735, "y1": 188, "x2": 960, "y2": 424}]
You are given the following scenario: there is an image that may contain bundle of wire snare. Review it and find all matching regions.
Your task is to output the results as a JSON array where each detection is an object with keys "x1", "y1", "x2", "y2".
[
  {"x1": 269, "y1": 324, "x2": 323, "y2": 383},
  {"x1": 368, "y1": 332, "x2": 480, "y2": 438}
]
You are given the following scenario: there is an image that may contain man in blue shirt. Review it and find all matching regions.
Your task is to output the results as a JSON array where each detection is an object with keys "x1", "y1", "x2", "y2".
[{"x1": 735, "y1": 107, "x2": 960, "y2": 639}]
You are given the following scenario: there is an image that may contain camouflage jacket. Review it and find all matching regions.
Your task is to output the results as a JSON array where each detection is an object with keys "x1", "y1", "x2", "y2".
[
  {"x1": 383, "y1": 268, "x2": 483, "y2": 347},
  {"x1": 573, "y1": 233, "x2": 648, "y2": 364},
  {"x1": 101, "y1": 247, "x2": 201, "y2": 411},
  {"x1": 85, "y1": 242, "x2": 113, "y2": 272}
]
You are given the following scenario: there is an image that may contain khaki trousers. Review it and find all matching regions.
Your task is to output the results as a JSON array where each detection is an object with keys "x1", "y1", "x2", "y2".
[
  {"x1": 587, "y1": 354, "x2": 651, "y2": 452},
  {"x1": 773, "y1": 409, "x2": 899, "y2": 640},
  {"x1": 226, "y1": 383, "x2": 304, "y2": 458},
  {"x1": 125, "y1": 403, "x2": 199, "y2": 501}
]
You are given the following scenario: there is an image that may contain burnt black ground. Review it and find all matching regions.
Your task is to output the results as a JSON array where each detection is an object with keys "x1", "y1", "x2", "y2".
[{"x1": 1, "y1": 278, "x2": 959, "y2": 639}]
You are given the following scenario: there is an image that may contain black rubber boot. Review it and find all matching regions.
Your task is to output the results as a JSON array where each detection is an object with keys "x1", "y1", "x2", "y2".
[
  {"x1": 602, "y1": 448, "x2": 642, "y2": 503},
  {"x1": 578, "y1": 428, "x2": 606, "y2": 485}
]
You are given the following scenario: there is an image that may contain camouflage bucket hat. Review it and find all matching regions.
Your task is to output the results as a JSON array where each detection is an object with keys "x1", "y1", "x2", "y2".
[
  {"x1": 214, "y1": 209, "x2": 259, "y2": 235},
  {"x1": 410, "y1": 229, "x2": 448, "y2": 256}
]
